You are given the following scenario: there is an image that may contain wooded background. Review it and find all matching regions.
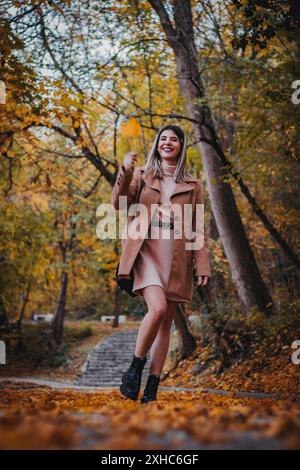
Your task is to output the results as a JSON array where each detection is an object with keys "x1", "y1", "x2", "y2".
[{"x1": 0, "y1": 0, "x2": 299, "y2": 359}]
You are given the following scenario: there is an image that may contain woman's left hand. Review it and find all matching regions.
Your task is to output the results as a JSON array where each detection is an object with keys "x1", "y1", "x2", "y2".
[{"x1": 197, "y1": 275, "x2": 210, "y2": 287}]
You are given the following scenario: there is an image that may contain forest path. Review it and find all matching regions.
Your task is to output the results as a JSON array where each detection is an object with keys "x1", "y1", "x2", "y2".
[
  {"x1": 1, "y1": 327, "x2": 299, "y2": 449},
  {"x1": 0, "y1": 376, "x2": 297, "y2": 400},
  {"x1": 2, "y1": 327, "x2": 299, "y2": 400},
  {"x1": 75, "y1": 328, "x2": 151, "y2": 387},
  {"x1": 1, "y1": 377, "x2": 299, "y2": 450}
]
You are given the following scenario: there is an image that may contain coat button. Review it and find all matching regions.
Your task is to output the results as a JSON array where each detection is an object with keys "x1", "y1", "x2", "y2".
[
  {"x1": 175, "y1": 230, "x2": 179, "y2": 234},
  {"x1": 175, "y1": 216, "x2": 179, "y2": 221}
]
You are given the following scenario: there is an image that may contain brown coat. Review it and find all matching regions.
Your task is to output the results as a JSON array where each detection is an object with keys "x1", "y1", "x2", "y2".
[{"x1": 111, "y1": 164, "x2": 211, "y2": 303}]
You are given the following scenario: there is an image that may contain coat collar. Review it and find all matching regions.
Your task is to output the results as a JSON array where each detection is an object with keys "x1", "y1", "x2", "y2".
[{"x1": 140, "y1": 165, "x2": 198, "y2": 198}]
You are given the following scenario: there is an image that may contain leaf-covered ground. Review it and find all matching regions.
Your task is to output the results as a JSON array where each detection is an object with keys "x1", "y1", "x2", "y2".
[
  {"x1": 163, "y1": 306, "x2": 300, "y2": 398},
  {"x1": 163, "y1": 343, "x2": 300, "y2": 398},
  {"x1": 1, "y1": 308, "x2": 300, "y2": 449},
  {"x1": 0, "y1": 381, "x2": 300, "y2": 450}
]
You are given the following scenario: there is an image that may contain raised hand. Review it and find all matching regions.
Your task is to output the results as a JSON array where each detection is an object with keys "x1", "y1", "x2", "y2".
[{"x1": 123, "y1": 151, "x2": 138, "y2": 172}]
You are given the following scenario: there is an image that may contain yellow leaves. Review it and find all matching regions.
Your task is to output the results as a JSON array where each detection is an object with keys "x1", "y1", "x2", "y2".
[
  {"x1": 6, "y1": 148, "x2": 14, "y2": 157},
  {"x1": 68, "y1": 175, "x2": 88, "y2": 190},
  {"x1": 48, "y1": 174, "x2": 67, "y2": 189},
  {"x1": 22, "y1": 142, "x2": 34, "y2": 153},
  {"x1": 26, "y1": 192, "x2": 50, "y2": 211},
  {"x1": 76, "y1": 232, "x2": 95, "y2": 249},
  {"x1": 120, "y1": 117, "x2": 141, "y2": 138},
  {"x1": 75, "y1": 194, "x2": 94, "y2": 207},
  {"x1": 52, "y1": 80, "x2": 64, "y2": 88}
]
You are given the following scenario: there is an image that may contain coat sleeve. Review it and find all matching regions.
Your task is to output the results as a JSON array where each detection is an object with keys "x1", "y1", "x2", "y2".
[
  {"x1": 111, "y1": 164, "x2": 141, "y2": 210},
  {"x1": 192, "y1": 182, "x2": 211, "y2": 279}
]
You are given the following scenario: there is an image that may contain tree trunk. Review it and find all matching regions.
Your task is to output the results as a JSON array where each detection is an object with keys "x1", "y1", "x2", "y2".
[
  {"x1": 17, "y1": 279, "x2": 32, "y2": 328},
  {"x1": 51, "y1": 271, "x2": 68, "y2": 353},
  {"x1": 112, "y1": 243, "x2": 122, "y2": 327},
  {"x1": 174, "y1": 304, "x2": 196, "y2": 357},
  {"x1": 149, "y1": 0, "x2": 273, "y2": 315},
  {"x1": 0, "y1": 297, "x2": 9, "y2": 326},
  {"x1": 112, "y1": 285, "x2": 122, "y2": 328}
]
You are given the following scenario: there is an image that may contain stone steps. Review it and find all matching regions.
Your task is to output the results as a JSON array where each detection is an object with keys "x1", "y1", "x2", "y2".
[{"x1": 75, "y1": 328, "x2": 152, "y2": 387}]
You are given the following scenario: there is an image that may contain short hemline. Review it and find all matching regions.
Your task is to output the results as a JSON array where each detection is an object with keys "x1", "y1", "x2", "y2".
[{"x1": 132, "y1": 283, "x2": 191, "y2": 303}]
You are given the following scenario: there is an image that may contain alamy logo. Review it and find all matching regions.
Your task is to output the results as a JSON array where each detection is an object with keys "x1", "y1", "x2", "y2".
[
  {"x1": 95, "y1": 200, "x2": 205, "y2": 250},
  {"x1": 291, "y1": 80, "x2": 300, "y2": 105},
  {"x1": 291, "y1": 340, "x2": 300, "y2": 365},
  {"x1": 0, "y1": 81, "x2": 6, "y2": 104},
  {"x1": 0, "y1": 340, "x2": 6, "y2": 365}
]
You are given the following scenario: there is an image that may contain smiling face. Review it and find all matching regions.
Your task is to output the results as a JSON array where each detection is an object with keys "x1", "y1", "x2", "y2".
[{"x1": 157, "y1": 129, "x2": 182, "y2": 165}]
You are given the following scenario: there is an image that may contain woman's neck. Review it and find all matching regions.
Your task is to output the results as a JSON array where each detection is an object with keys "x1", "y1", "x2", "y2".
[
  {"x1": 161, "y1": 159, "x2": 177, "y2": 167},
  {"x1": 161, "y1": 159, "x2": 177, "y2": 176}
]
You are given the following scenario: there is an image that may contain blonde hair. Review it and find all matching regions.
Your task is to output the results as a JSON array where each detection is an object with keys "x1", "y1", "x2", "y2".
[{"x1": 144, "y1": 124, "x2": 192, "y2": 183}]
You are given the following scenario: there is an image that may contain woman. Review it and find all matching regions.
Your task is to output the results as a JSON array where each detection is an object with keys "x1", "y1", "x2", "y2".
[{"x1": 111, "y1": 124, "x2": 211, "y2": 404}]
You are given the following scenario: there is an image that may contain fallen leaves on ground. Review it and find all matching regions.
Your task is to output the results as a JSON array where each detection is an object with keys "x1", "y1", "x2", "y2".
[
  {"x1": 0, "y1": 381, "x2": 299, "y2": 450},
  {"x1": 163, "y1": 342, "x2": 300, "y2": 398}
]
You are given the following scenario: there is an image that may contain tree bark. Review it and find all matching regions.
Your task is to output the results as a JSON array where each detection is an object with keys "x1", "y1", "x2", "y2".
[
  {"x1": 174, "y1": 304, "x2": 196, "y2": 357},
  {"x1": 0, "y1": 297, "x2": 9, "y2": 326},
  {"x1": 112, "y1": 285, "x2": 122, "y2": 328},
  {"x1": 51, "y1": 271, "x2": 68, "y2": 352},
  {"x1": 113, "y1": 243, "x2": 122, "y2": 327},
  {"x1": 149, "y1": 0, "x2": 273, "y2": 315},
  {"x1": 17, "y1": 279, "x2": 32, "y2": 328}
]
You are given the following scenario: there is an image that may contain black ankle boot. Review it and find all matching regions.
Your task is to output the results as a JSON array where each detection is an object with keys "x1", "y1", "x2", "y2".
[
  {"x1": 120, "y1": 354, "x2": 147, "y2": 400},
  {"x1": 140, "y1": 374, "x2": 161, "y2": 404}
]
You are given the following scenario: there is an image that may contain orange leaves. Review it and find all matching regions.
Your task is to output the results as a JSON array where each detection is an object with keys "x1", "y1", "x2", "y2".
[
  {"x1": 120, "y1": 118, "x2": 141, "y2": 138},
  {"x1": 1, "y1": 381, "x2": 300, "y2": 450}
]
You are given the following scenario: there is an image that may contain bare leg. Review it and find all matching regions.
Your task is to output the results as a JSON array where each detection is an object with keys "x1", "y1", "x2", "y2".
[
  {"x1": 134, "y1": 285, "x2": 168, "y2": 359},
  {"x1": 149, "y1": 300, "x2": 178, "y2": 376}
]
